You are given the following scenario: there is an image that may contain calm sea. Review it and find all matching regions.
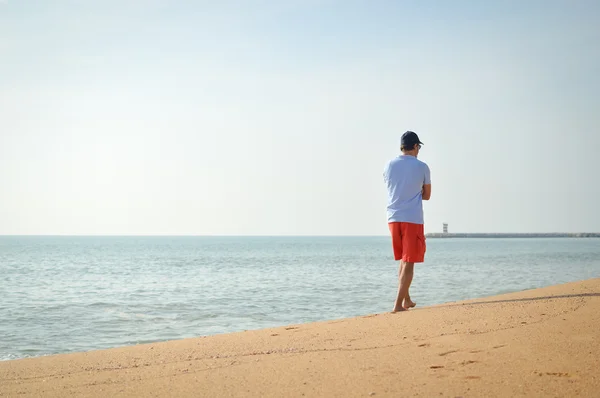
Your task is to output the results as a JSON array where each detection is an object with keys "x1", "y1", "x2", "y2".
[{"x1": 1, "y1": 236, "x2": 599, "y2": 361}]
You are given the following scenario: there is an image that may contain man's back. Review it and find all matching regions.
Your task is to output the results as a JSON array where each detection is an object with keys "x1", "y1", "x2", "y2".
[{"x1": 384, "y1": 155, "x2": 431, "y2": 224}]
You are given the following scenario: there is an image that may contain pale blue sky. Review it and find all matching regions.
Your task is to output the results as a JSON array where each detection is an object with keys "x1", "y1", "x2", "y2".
[{"x1": 1, "y1": 1, "x2": 599, "y2": 235}]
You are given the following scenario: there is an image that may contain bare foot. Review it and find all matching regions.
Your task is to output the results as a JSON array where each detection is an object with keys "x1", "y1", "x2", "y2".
[
  {"x1": 391, "y1": 307, "x2": 408, "y2": 313},
  {"x1": 403, "y1": 299, "x2": 416, "y2": 309}
]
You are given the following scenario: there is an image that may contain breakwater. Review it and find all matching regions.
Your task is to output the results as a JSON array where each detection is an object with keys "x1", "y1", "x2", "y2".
[{"x1": 426, "y1": 233, "x2": 600, "y2": 238}]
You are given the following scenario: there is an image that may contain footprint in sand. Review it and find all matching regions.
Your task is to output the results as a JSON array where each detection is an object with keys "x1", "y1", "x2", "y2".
[
  {"x1": 438, "y1": 349, "x2": 460, "y2": 357},
  {"x1": 545, "y1": 372, "x2": 571, "y2": 377}
]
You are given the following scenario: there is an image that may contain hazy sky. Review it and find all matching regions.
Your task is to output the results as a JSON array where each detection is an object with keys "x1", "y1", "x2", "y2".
[{"x1": 1, "y1": 1, "x2": 599, "y2": 235}]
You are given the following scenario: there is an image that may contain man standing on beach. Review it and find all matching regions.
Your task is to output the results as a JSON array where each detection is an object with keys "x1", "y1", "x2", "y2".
[{"x1": 383, "y1": 131, "x2": 431, "y2": 313}]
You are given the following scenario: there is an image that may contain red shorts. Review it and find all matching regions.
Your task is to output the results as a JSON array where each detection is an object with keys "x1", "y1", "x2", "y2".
[{"x1": 388, "y1": 222, "x2": 426, "y2": 262}]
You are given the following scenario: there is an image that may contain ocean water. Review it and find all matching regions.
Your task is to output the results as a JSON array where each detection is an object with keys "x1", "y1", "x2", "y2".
[{"x1": 1, "y1": 236, "x2": 599, "y2": 361}]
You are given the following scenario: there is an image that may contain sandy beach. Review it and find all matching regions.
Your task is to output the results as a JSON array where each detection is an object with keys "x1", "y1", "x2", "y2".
[{"x1": 1, "y1": 278, "x2": 599, "y2": 397}]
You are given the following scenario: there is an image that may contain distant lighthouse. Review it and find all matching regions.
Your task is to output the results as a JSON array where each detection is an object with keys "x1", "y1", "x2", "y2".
[{"x1": 443, "y1": 223, "x2": 448, "y2": 234}]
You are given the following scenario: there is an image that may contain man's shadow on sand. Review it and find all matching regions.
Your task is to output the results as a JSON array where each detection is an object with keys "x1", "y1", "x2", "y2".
[{"x1": 429, "y1": 292, "x2": 600, "y2": 309}]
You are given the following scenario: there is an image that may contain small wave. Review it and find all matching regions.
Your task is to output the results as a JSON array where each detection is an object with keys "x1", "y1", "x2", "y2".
[
  {"x1": 0, "y1": 352, "x2": 33, "y2": 361},
  {"x1": 88, "y1": 301, "x2": 117, "y2": 307},
  {"x1": 0, "y1": 353, "x2": 20, "y2": 361}
]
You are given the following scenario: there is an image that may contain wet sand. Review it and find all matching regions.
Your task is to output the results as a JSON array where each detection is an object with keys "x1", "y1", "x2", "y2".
[{"x1": 1, "y1": 278, "x2": 599, "y2": 397}]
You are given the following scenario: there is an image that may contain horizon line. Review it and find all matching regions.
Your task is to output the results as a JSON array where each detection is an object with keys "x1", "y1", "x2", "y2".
[{"x1": 1, "y1": 233, "x2": 599, "y2": 237}]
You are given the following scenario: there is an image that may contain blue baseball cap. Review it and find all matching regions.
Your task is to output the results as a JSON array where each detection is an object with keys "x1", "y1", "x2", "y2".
[{"x1": 401, "y1": 131, "x2": 423, "y2": 147}]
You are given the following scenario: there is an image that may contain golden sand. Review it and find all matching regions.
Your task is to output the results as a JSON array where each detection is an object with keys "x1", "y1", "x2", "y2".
[{"x1": 1, "y1": 279, "x2": 599, "y2": 397}]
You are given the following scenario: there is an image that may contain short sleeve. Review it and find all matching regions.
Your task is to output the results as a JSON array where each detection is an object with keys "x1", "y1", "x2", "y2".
[{"x1": 424, "y1": 164, "x2": 431, "y2": 185}]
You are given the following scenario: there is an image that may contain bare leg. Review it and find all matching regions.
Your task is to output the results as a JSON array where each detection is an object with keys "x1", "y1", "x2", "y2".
[
  {"x1": 404, "y1": 292, "x2": 416, "y2": 309},
  {"x1": 404, "y1": 281, "x2": 416, "y2": 309},
  {"x1": 392, "y1": 261, "x2": 414, "y2": 312}
]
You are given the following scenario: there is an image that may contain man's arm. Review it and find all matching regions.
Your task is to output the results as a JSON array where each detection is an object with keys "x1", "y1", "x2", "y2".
[
  {"x1": 422, "y1": 184, "x2": 432, "y2": 200},
  {"x1": 422, "y1": 164, "x2": 431, "y2": 200}
]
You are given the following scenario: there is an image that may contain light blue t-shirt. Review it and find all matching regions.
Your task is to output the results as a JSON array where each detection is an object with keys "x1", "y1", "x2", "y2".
[{"x1": 383, "y1": 155, "x2": 431, "y2": 224}]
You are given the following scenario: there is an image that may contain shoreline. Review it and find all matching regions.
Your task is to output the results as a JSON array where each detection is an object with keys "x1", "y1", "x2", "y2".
[
  {"x1": 2, "y1": 280, "x2": 588, "y2": 364},
  {"x1": 1, "y1": 278, "x2": 599, "y2": 397}
]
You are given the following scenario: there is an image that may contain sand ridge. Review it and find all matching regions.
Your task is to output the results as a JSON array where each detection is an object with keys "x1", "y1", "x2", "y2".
[{"x1": 1, "y1": 279, "x2": 599, "y2": 397}]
